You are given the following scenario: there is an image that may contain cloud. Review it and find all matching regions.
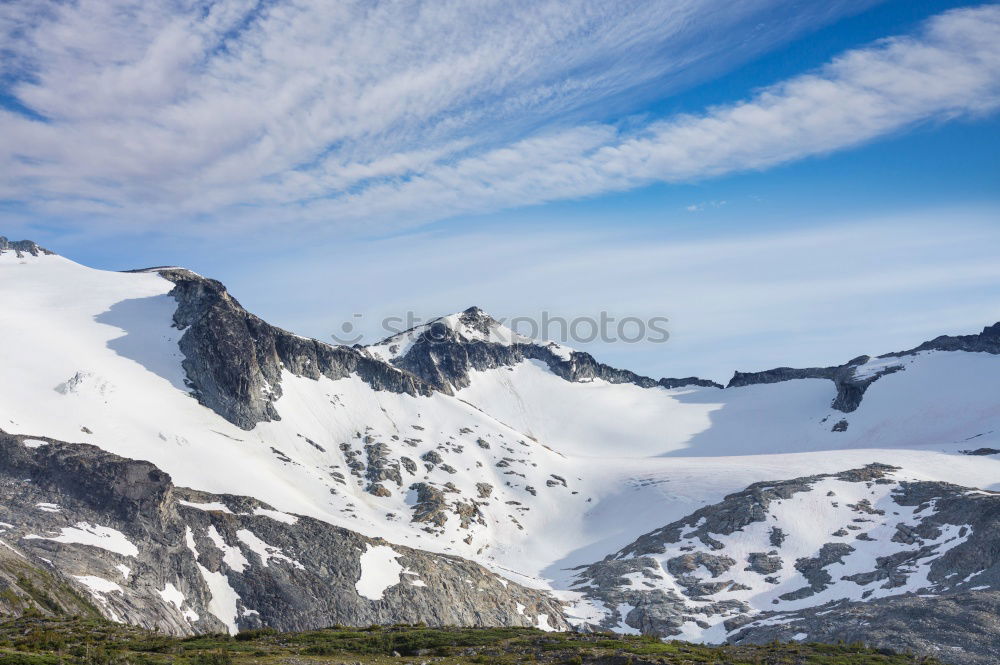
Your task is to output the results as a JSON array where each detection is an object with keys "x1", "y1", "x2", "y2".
[
  {"x1": 685, "y1": 201, "x2": 726, "y2": 212},
  {"x1": 2, "y1": 2, "x2": 998, "y2": 235}
]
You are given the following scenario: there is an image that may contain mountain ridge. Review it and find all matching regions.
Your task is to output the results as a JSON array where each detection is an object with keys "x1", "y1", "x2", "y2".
[{"x1": 2, "y1": 236, "x2": 1000, "y2": 663}]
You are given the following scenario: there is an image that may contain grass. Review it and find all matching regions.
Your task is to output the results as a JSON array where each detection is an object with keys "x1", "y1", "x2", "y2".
[{"x1": 0, "y1": 615, "x2": 941, "y2": 665}]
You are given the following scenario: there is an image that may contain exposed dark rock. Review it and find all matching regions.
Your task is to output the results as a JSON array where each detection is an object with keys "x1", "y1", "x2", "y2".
[
  {"x1": 382, "y1": 307, "x2": 722, "y2": 395},
  {"x1": 149, "y1": 268, "x2": 431, "y2": 429},
  {"x1": 731, "y1": 592, "x2": 1000, "y2": 665},
  {"x1": 364, "y1": 443, "x2": 402, "y2": 492},
  {"x1": 745, "y1": 552, "x2": 783, "y2": 575},
  {"x1": 0, "y1": 431, "x2": 566, "y2": 635},
  {"x1": 779, "y1": 543, "x2": 855, "y2": 601},
  {"x1": 0, "y1": 237, "x2": 53, "y2": 258},
  {"x1": 408, "y1": 483, "x2": 449, "y2": 528},
  {"x1": 725, "y1": 322, "x2": 1000, "y2": 413},
  {"x1": 897, "y1": 322, "x2": 1000, "y2": 356},
  {"x1": 961, "y1": 448, "x2": 1000, "y2": 456},
  {"x1": 727, "y1": 356, "x2": 901, "y2": 413},
  {"x1": 574, "y1": 462, "x2": 1000, "y2": 661}
]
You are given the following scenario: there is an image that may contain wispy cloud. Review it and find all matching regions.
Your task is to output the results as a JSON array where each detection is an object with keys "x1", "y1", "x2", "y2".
[
  {"x1": 685, "y1": 201, "x2": 727, "y2": 213},
  {"x1": 2, "y1": 2, "x2": 998, "y2": 235}
]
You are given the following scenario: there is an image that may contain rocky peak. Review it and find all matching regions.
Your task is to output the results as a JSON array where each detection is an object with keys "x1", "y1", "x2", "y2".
[
  {"x1": 154, "y1": 268, "x2": 431, "y2": 429},
  {"x1": 368, "y1": 306, "x2": 720, "y2": 393},
  {"x1": 0, "y1": 236, "x2": 54, "y2": 258}
]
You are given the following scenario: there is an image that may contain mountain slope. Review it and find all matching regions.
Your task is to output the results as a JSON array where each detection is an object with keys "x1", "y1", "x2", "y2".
[
  {"x1": 0, "y1": 430, "x2": 565, "y2": 634},
  {"x1": 1, "y1": 238, "x2": 999, "y2": 663}
]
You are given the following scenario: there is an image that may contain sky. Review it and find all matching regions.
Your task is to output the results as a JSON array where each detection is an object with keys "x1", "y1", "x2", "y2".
[{"x1": 1, "y1": 0, "x2": 999, "y2": 382}]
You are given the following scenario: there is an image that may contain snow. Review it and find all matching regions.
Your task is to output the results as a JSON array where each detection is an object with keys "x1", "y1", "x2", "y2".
[
  {"x1": 184, "y1": 526, "x2": 200, "y2": 558},
  {"x1": 366, "y1": 310, "x2": 533, "y2": 363},
  {"x1": 197, "y1": 564, "x2": 240, "y2": 634},
  {"x1": 115, "y1": 564, "x2": 131, "y2": 578},
  {"x1": 159, "y1": 582, "x2": 200, "y2": 622},
  {"x1": 22, "y1": 439, "x2": 48, "y2": 448},
  {"x1": 207, "y1": 526, "x2": 250, "y2": 572},
  {"x1": 179, "y1": 500, "x2": 233, "y2": 514},
  {"x1": 74, "y1": 575, "x2": 123, "y2": 594},
  {"x1": 23, "y1": 522, "x2": 139, "y2": 557},
  {"x1": 535, "y1": 613, "x2": 556, "y2": 631},
  {"x1": 3, "y1": 254, "x2": 1000, "y2": 642},
  {"x1": 853, "y1": 356, "x2": 910, "y2": 380},
  {"x1": 355, "y1": 544, "x2": 403, "y2": 600},
  {"x1": 35, "y1": 503, "x2": 61, "y2": 512},
  {"x1": 236, "y1": 529, "x2": 305, "y2": 569}
]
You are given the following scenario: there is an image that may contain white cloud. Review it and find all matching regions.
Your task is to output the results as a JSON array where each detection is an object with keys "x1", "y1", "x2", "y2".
[
  {"x1": 1, "y1": 0, "x2": 883, "y2": 231},
  {"x1": 288, "y1": 4, "x2": 1000, "y2": 229},
  {"x1": 685, "y1": 201, "x2": 726, "y2": 212}
]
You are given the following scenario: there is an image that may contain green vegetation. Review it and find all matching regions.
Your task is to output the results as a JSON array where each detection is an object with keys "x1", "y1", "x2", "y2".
[{"x1": 0, "y1": 616, "x2": 940, "y2": 665}]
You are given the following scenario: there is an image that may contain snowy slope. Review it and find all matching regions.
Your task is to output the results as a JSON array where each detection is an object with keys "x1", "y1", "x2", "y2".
[{"x1": 2, "y1": 244, "x2": 1000, "y2": 646}]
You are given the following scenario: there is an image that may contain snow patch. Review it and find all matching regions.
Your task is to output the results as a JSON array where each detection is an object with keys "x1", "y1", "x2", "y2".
[
  {"x1": 24, "y1": 522, "x2": 138, "y2": 557},
  {"x1": 75, "y1": 575, "x2": 123, "y2": 594},
  {"x1": 206, "y1": 526, "x2": 249, "y2": 573},
  {"x1": 196, "y1": 564, "x2": 240, "y2": 634},
  {"x1": 355, "y1": 544, "x2": 403, "y2": 600},
  {"x1": 179, "y1": 500, "x2": 233, "y2": 514},
  {"x1": 236, "y1": 529, "x2": 305, "y2": 569}
]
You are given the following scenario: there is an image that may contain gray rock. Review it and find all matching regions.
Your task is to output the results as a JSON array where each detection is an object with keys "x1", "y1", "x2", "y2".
[
  {"x1": 0, "y1": 236, "x2": 53, "y2": 258},
  {"x1": 0, "y1": 431, "x2": 567, "y2": 635}
]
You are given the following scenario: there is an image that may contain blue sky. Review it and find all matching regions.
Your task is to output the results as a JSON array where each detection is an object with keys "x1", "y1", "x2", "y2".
[{"x1": 2, "y1": 0, "x2": 999, "y2": 381}]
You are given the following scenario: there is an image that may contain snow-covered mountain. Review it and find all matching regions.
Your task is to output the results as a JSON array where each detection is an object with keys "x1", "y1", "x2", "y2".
[{"x1": 1, "y1": 237, "x2": 999, "y2": 663}]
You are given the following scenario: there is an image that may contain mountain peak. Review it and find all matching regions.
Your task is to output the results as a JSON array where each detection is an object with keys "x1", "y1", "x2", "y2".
[
  {"x1": 0, "y1": 236, "x2": 54, "y2": 258},
  {"x1": 367, "y1": 306, "x2": 533, "y2": 364}
]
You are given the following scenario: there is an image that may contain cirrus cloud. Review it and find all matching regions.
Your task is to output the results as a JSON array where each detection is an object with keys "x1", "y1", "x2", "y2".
[{"x1": 2, "y1": 1, "x2": 998, "y2": 235}]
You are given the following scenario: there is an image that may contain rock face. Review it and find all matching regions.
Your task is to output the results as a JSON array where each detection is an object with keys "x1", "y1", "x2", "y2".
[
  {"x1": 726, "y1": 322, "x2": 1000, "y2": 413},
  {"x1": 898, "y1": 321, "x2": 1000, "y2": 356},
  {"x1": 151, "y1": 268, "x2": 432, "y2": 429},
  {"x1": 727, "y1": 356, "x2": 902, "y2": 412},
  {"x1": 380, "y1": 307, "x2": 722, "y2": 394},
  {"x1": 0, "y1": 236, "x2": 52, "y2": 257},
  {"x1": 0, "y1": 431, "x2": 567, "y2": 635},
  {"x1": 729, "y1": 591, "x2": 1000, "y2": 665},
  {"x1": 570, "y1": 464, "x2": 1000, "y2": 664}
]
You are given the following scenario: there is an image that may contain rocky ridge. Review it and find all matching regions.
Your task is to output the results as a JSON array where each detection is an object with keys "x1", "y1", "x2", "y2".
[
  {"x1": 0, "y1": 236, "x2": 52, "y2": 258},
  {"x1": 147, "y1": 268, "x2": 432, "y2": 429},
  {"x1": 570, "y1": 464, "x2": 1000, "y2": 664},
  {"x1": 373, "y1": 306, "x2": 721, "y2": 394},
  {"x1": 728, "y1": 322, "x2": 1000, "y2": 413}
]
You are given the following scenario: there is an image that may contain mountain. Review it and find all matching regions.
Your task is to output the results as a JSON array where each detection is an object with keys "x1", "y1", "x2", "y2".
[{"x1": 1, "y1": 238, "x2": 998, "y2": 663}]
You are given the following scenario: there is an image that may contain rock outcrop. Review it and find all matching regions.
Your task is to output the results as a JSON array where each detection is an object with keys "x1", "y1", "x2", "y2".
[
  {"x1": 0, "y1": 237, "x2": 53, "y2": 257},
  {"x1": 149, "y1": 268, "x2": 432, "y2": 429},
  {"x1": 0, "y1": 430, "x2": 567, "y2": 635},
  {"x1": 383, "y1": 307, "x2": 721, "y2": 393},
  {"x1": 571, "y1": 464, "x2": 1000, "y2": 664}
]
